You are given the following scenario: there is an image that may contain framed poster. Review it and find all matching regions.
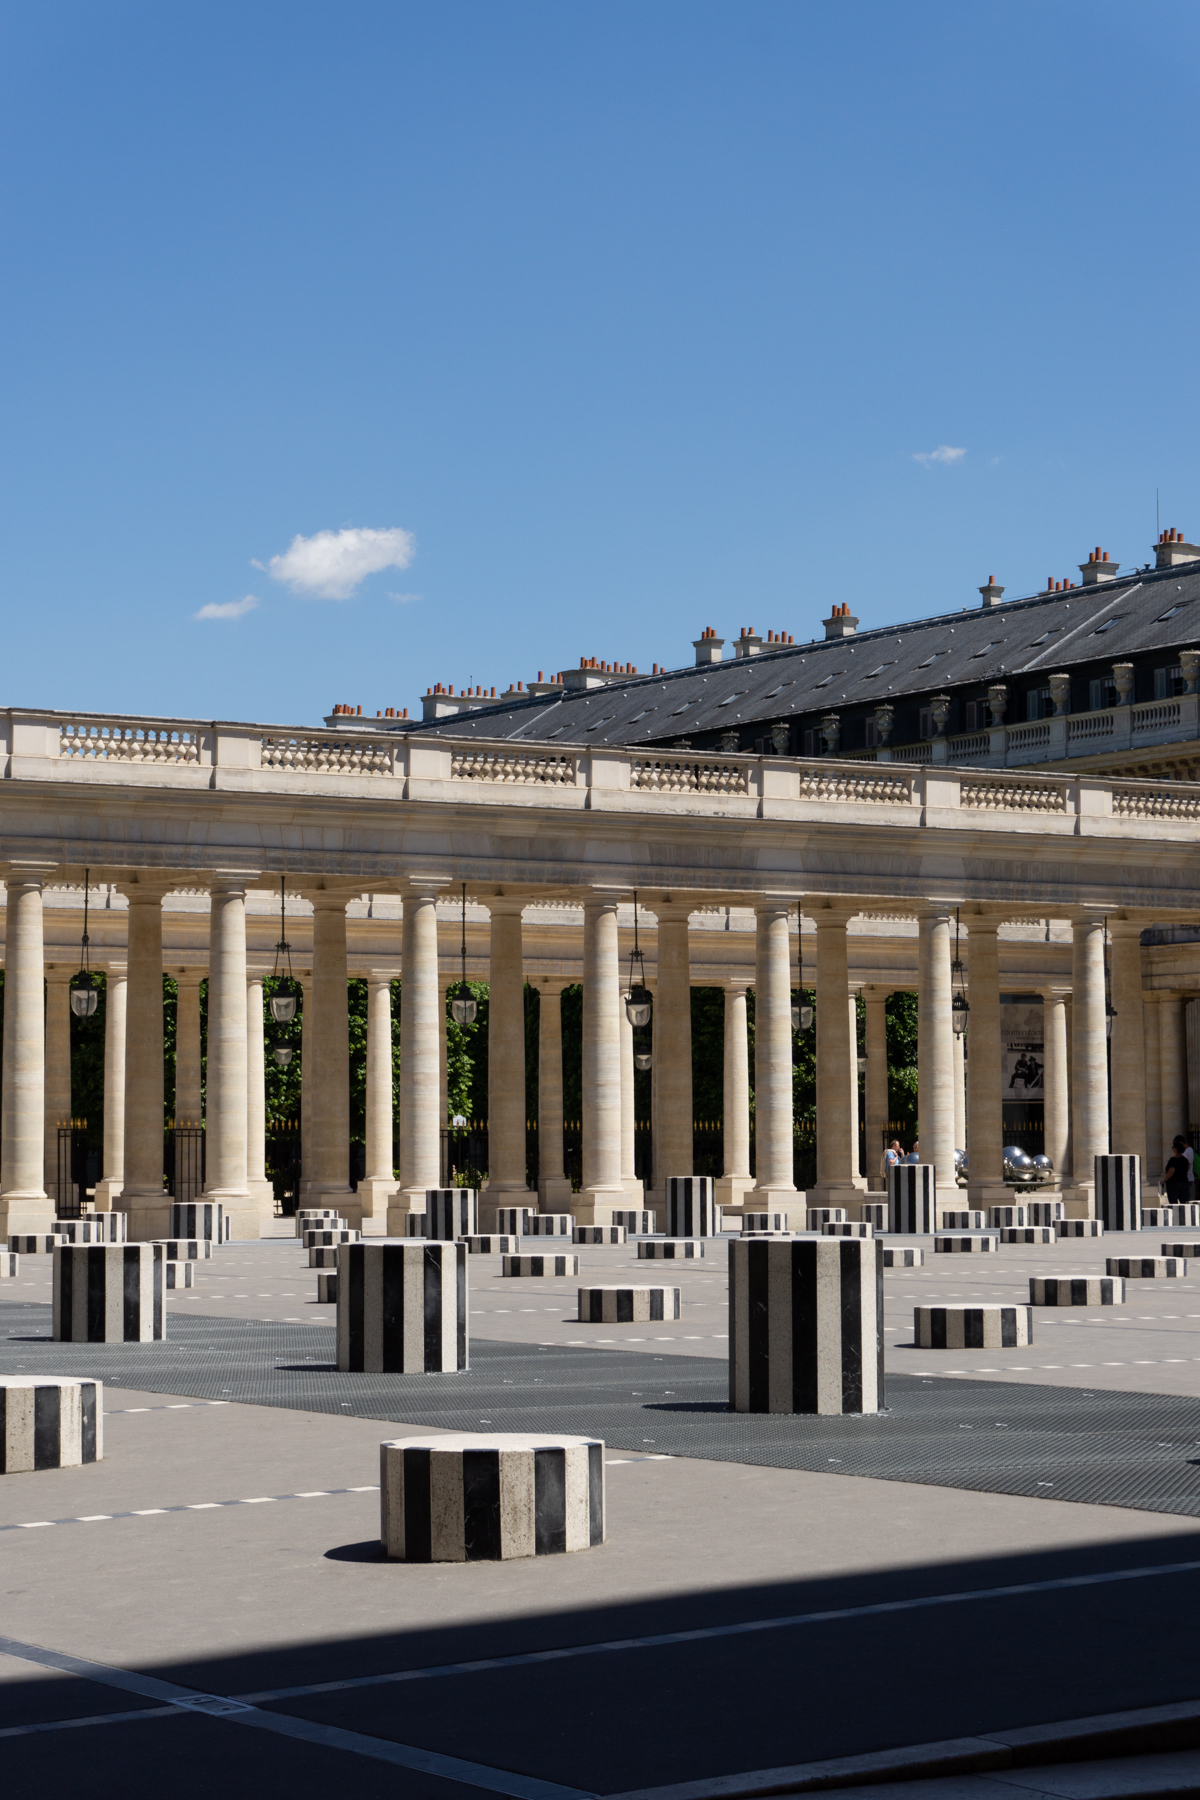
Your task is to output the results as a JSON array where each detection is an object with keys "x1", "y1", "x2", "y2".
[{"x1": 1002, "y1": 1001, "x2": 1044, "y2": 1096}]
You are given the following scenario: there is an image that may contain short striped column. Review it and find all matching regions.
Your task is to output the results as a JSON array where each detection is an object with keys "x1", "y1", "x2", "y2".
[
  {"x1": 0, "y1": 1252, "x2": 18, "y2": 1278},
  {"x1": 295, "y1": 1209, "x2": 342, "y2": 1238},
  {"x1": 421, "y1": 1190, "x2": 478, "y2": 1239},
  {"x1": 164, "y1": 1261, "x2": 195, "y2": 1289},
  {"x1": 153, "y1": 1239, "x2": 213, "y2": 1260},
  {"x1": 806, "y1": 1207, "x2": 847, "y2": 1229},
  {"x1": 1028, "y1": 1201, "x2": 1066, "y2": 1226},
  {"x1": 941, "y1": 1210, "x2": 986, "y2": 1230},
  {"x1": 9, "y1": 1234, "x2": 66, "y2": 1254},
  {"x1": 574, "y1": 1226, "x2": 626, "y2": 1245},
  {"x1": 1031, "y1": 1276, "x2": 1124, "y2": 1306},
  {"x1": 0, "y1": 1377, "x2": 102, "y2": 1470},
  {"x1": 337, "y1": 1241, "x2": 466, "y2": 1373},
  {"x1": 1166, "y1": 1204, "x2": 1200, "y2": 1228},
  {"x1": 317, "y1": 1271, "x2": 338, "y2": 1303},
  {"x1": 988, "y1": 1205, "x2": 1028, "y2": 1229},
  {"x1": 380, "y1": 1434, "x2": 605, "y2": 1561},
  {"x1": 1056, "y1": 1219, "x2": 1104, "y2": 1238},
  {"x1": 638, "y1": 1240, "x2": 705, "y2": 1259},
  {"x1": 309, "y1": 1245, "x2": 340, "y2": 1267},
  {"x1": 1142, "y1": 1207, "x2": 1173, "y2": 1229},
  {"x1": 577, "y1": 1287, "x2": 680, "y2": 1322},
  {"x1": 1096, "y1": 1156, "x2": 1141, "y2": 1233},
  {"x1": 53, "y1": 1245, "x2": 166, "y2": 1342},
  {"x1": 1106, "y1": 1255, "x2": 1187, "y2": 1279},
  {"x1": 915, "y1": 1305, "x2": 1032, "y2": 1348},
  {"x1": 934, "y1": 1233, "x2": 1000, "y2": 1254},
  {"x1": 824, "y1": 1221, "x2": 874, "y2": 1238},
  {"x1": 170, "y1": 1203, "x2": 228, "y2": 1242},
  {"x1": 667, "y1": 1177, "x2": 720, "y2": 1237},
  {"x1": 494, "y1": 1207, "x2": 535, "y2": 1237},
  {"x1": 525, "y1": 1214, "x2": 575, "y2": 1237},
  {"x1": 743, "y1": 1212, "x2": 792, "y2": 1233},
  {"x1": 1000, "y1": 1226, "x2": 1055, "y2": 1244},
  {"x1": 1164, "y1": 1242, "x2": 1200, "y2": 1257},
  {"x1": 729, "y1": 1238, "x2": 883, "y2": 1415},
  {"x1": 501, "y1": 1254, "x2": 578, "y2": 1278},
  {"x1": 305, "y1": 1228, "x2": 359, "y2": 1249},
  {"x1": 55, "y1": 1218, "x2": 121, "y2": 1244},
  {"x1": 465, "y1": 1235, "x2": 520, "y2": 1254},
  {"x1": 859, "y1": 1203, "x2": 889, "y2": 1230},
  {"x1": 883, "y1": 1246, "x2": 923, "y2": 1267},
  {"x1": 888, "y1": 1166, "x2": 936, "y2": 1234},
  {"x1": 611, "y1": 1210, "x2": 656, "y2": 1235}
]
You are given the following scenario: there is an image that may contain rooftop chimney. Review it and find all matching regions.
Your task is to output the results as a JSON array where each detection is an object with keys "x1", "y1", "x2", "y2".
[
  {"x1": 733, "y1": 626, "x2": 763, "y2": 659},
  {"x1": 1079, "y1": 547, "x2": 1118, "y2": 584},
  {"x1": 978, "y1": 575, "x2": 1006, "y2": 608},
  {"x1": 1156, "y1": 528, "x2": 1200, "y2": 569},
  {"x1": 693, "y1": 627, "x2": 725, "y2": 666},
  {"x1": 823, "y1": 603, "x2": 859, "y2": 640}
]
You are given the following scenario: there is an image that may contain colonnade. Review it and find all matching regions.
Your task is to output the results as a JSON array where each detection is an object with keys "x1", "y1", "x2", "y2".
[{"x1": 0, "y1": 868, "x2": 1190, "y2": 1240}]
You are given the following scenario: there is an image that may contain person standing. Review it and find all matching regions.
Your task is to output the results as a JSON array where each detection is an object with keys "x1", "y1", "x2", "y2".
[
  {"x1": 881, "y1": 1138, "x2": 903, "y2": 1182},
  {"x1": 1165, "y1": 1139, "x2": 1191, "y2": 1204}
]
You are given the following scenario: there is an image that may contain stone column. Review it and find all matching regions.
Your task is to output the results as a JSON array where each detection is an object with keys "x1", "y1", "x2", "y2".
[
  {"x1": 754, "y1": 900, "x2": 799, "y2": 1204},
  {"x1": 536, "y1": 978, "x2": 572, "y2": 1206},
  {"x1": 917, "y1": 906, "x2": 957, "y2": 1199},
  {"x1": 1109, "y1": 922, "x2": 1147, "y2": 1165},
  {"x1": 1144, "y1": 993, "x2": 1163, "y2": 1178},
  {"x1": 483, "y1": 900, "x2": 529, "y2": 1210},
  {"x1": 0, "y1": 863, "x2": 56, "y2": 1237},
  {"x1": 93, "y1": 961, "x2": 127, "y2": 1210},
  {"x1": 43, "y1": 968, "x2": 73, "y2": 1207},
  {"x1": 298, "y1": 971, "x2": 313, "y2": 1202},
  {"x1": 389, "y1": 884, "x2": 443, "y2": 1227},
  {"x1": 203, "y1": 874, "x2": 256, "y2": 1238},
  {"x1": 810, "y1": 905, "x2": 860, "y2": 1205},
  {"x1": 862, "y1": 987, "x2": 889, "y2": 1190},
  {"x1": 1066, "y1": 912, "x2": 1109, "y2": 1213},
  {"x1": 848, "y1": 991, "x2": 861, "y2": 1177},
  {"x1": 716, "y1": 982, "x2": 753, "y2": 1211},
  {"x1": 654, "y1": 904, "x2": 694, "y2": 1183},
  {"x1": 307, "y1": 893, "x2": 354, "y2": 1214},
  {"x1": 578, "y1": 894, "x2": 625, "y2": 1223},
  {"x1": 356, "y1": 970, "x2": 398, "y2": 1232},
  {"x1": 1160, "y1": 993, "x2": 1187, "y2": 1175},
  {"x1": 1043, "y1": 987, "x2": 1070, "y2": 1180},
  {"x1": 619, "y1": 986, "x2": 643, "y2": 1199},
  {"x1": 966, "y1": 918, "x2": 1007, "y2": 1203},
  {"x1": 116, "y1": 883, "x2": 170, "y2": 1241},
  {"x1": 173, "y1": 970, "x2": 203, "y2": 1126},
  {"x1": 245, "y1": 972, "x2": 275, "y2": 1223}
]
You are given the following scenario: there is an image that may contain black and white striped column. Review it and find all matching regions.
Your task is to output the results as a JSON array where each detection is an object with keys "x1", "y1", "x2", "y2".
[
  {"x1": 337, "y1": 1241, "x2": 467, "y2": 1373},
  {"x1": 525, "y1": 1214, "x2": 575, "y2": 1237},
  {"x1": 934, "y1": 1233, "x2": 1000, "y2": 1253},
  {"x1": 611, "y1": 1210, "x2": 657, "y2": 1235},
  {"x1": 915, "y1": 1305, "x2": 1032, "y2": 1348},
  {"x1": 1031, "y1": 1275, "x2": 1124, "y2": 1305},
  {"x1": 295, "y1": 1209, "x2": 342, "y2": 1238},
  {"x1": 859, "y1": 1203, "x2": 888, "y2": 1230},
  {"x1": 1028, "y1": 1201, "x2": 1066, "y2": 1226},
  {"x1": 305, "y1": 1228, "x2": 359, "y2": 1248},
  {"x1": 1164, "y1": 1242, "x2": 1200, "y2": 1257},
  {"x1": 9, "y1": 1234, "x2": 66, "y2": 1254},
  {"x1": 638, "y1": 1240, "x2": 705, "y2": 1259},
  {"x1": 165, "y1": 1261, "x2": 195, "y2": 1289},
  {"x1": 317, "y1": 1271, "x2": 338, "y2": 1303},
  {"x1": 465, "y1": 1235, "x2": 521, "y2": 1254},
  {"x1": 169, "y1": 1202, "x2": 228, "y2": 1243},
  {"x1": 577, "y1": 1287, "x2": 680, "y2": 1322},
  {"x1": 729, "y1": 1237, "x2": 884, "y2": 1415},
  {"x1": 1056, "y1": 1219, "x2": 1104, "y2": 1238},
  {"x1": 1000, "y1": 1226, "x2": 1055, "y2": 1244},
  {"x1": 53, "y1": 1244, "x2": 166, "y2": 1342},
  {"x1": 806, "y1": 1207, "x2": 847, "y2": 1228},
  {"x1": 888, "y1": 1166, "x2": 937, "y2": 1234},
  {"x1": 0, "y1": 1252, "x2": 18, "y2": 1278},
  {"x1": 988, "y1": 1205, "x2": 1029, "y2": 1228},
  {"x1": 153, "y1": 1238, "x2": 213, "y2": 1260},
  {"x1": 380, "y1": 1433, "x2": 605, "y2": 1560},
  {"x1": 494, "y1": 1207, "x2": 535, "y2": 1237},
  {"x1": 574, "y1": 1226, "x2": 626, "y2": 1245},
  {"x1": 824, "y1": 1221, "x2": 874, "y2": 1238},
  {"x1": 743, "y1": 1213, "x2": 792, "y2": 1233},
  {"x1": 883, "y1": 1246, "x2": 923, "y2": 1267},
  {"x1": 55, "y1": 1218, "x2": 126, "y2": 1244},
  {"x1": 1106, "y1": 1255, "x2": 1187, "y2": 1278},
  {"x1": 1096, "y1": 1156, "x2": 1141, "y2": 1233},
  {"x1": 422, "y1": 1190, "x2": 478, "y2": 1240},
  {"x1": 667, "y1": 1178, "x2": 720, "y2": 1237},
  {"x1": 0, "y1": 1376, "x2": 102, "y2": 1470},
  {"x1": 942, "y1": 1210, "x2": 986, "y2": 1230},
  {"x1": 310, "y1": 1245, "x2": 341, "y2": 1267},
  {"x1": 501, "y1": 1254, "x2": 578, "y2": 1277}
]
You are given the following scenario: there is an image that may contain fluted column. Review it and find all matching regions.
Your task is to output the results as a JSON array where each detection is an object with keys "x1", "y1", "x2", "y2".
[
  {"x1": 43, "y1": 968, "x2": 73, "y2": 1206},
  {"x1": 755, "y1": 900, "x2": 797, "y2": 1201},
  {"x1": 1067, "y1": 912, "x2": 1109, "y2": 1211},
  {"x1": 117, "y1": 883, "x2": 170, "y2": 1240},
  {"x1": 1144, "y1": 993, "x2": 1163, "y2": 1177},
  {"x1": 356, "y1": 970, "x2": 398, "y2": 1232},
  {"x1": 246, "y1": 972, "x2": 275, "y2": 1222},
  {"x1": 204, "y1": 873, "x2": 255, "y2": 1236},
  {"x1": 862, "y1": 987, "x2": 889, "y2": 1190},
  {"x1": 93, "y1": 961, "x2": 127, "y2": 1209},
  {"x1": 0, "y1": 863, "x2": 56, "y2": 1236},
  {"x1": 389, "y1": 884, "x2": 443, "y2": 1224},
  {"x1": 917, "y1": 906, "x2": 956, "y2": 1196},
  {"x1": 654, "y1": 905, "x2": 693, "y2": 1182},
  {"x1": 811, "y1": 905, "x2": 859, "y2": 1203},
  {"x1": 1160, "y1": 993, "x2": 1187, "y2": 1173},
  {"x1": 1043, "y1": 987, "x2": 1070, "y2": 1180},
  {"x1": 537, "y1": 979, "x2": 572, "y2": 1205},
  {"x1": 716, "y1": 982, "x2": 753, "y2": 1210},
  {"x1": 484, "y1": 900, "x2": 529, "y2": 1204},
  {"x1": 1109, "y1": 922, "x2": 1147, "y2": 1165},
  {"x1": 578, "y1": 894, "x2": 625, "y2": 1222},
  {"x1": 308, "y1": 893, "x2": 353, "y2": 1210},
  {"x1": 966, "y1": 918, "x2": 1006, "y2": 1201}
]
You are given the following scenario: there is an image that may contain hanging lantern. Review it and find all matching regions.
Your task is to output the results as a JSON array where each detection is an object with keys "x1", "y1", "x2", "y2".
[
  {"x1": 273, "y1": 1045, "x2": 293, "y2": 1067},
  {"x1": 452, "y1": 883, "x2": 477, "y2": 1023},
  {"x1": 635, "y1": 1051, "x2": 653, "y2": 1072},
  {"x1": 271, "y1": 990, "x2": 297, "y2": 1023},
  {"x1": 269, "y1": 877, "x2": 301, "y2": 1022},
  {"x1": 793, "y1": 908, "x2": 813, "y2": 1031},
  {"x1": 951, "y1": 993, "x2": 969, "y2": 1036},
  {"x1": 1103, "y1": 917, "x2": 1116, "y2": 1038},
  {"x1": 951, "y1": 906, "x2": 969, "y2": 1036},
  {"x1": 625, "y1": 891, "x2": 652, "y2": 1027},
  {"x1": 70, "y1": 867, "x2": 98, "y2": 1016}
]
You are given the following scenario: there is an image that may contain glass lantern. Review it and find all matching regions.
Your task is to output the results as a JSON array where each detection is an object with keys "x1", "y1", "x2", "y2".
[
  {"x1": 634, "y1": 1052, "x2": 652, "y2": 1072},
  {"x1": 951, "y1": 993, "x2": 969, "y2": 1036},
  {"x1": 273, "y1": 1044, "x2": 293, "y2": 1068},
  {"x1": 70, "y1": 975, "x2": 98, "y2": 1018},
  {"x1": 452, "y1": 988, "x2": 477, "y2": 1025},
  {"x1": 270, "y1": 987, "x2": 297, "y2": 1023}
]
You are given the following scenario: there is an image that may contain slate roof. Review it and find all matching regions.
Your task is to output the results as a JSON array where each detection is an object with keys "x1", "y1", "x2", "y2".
[{"x1": 402, "y1": 559, "x2": 1200, "y2": 748}]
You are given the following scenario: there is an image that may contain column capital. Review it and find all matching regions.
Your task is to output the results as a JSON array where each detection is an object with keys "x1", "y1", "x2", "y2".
[
  {"x1": 1068, "y1": 906, "x2": 1110, "y2": 928},
  {"x1": 170, "y1": 965, "x2": 204, "y2": 985},
  {"x1": 650, "y1": 900, "x2": 694, "y2": 924},
  {"x1": 209, "y1": 867, "x2": 262, "y2": 895},
  {"x1": 1107, "y1": 917, "x2": 1146, "y2": 941},
  {"x1": 118, "y1": 879, "x2": 173, "y2": 904},
  {"x1": 861, "y1": 983, "x2": 891, "y2": 1001},
  {"x1": 484, "y1": 895, "x2": 526, "y2": 919},
  {"x1": 399, "y1": 875, "x2": 453, "y2": 901},
  {"x1": 1041, "y1": 984, "x2": 1072, "y2": 1002},
  {"x1": 102, "y1": 960, "x2": 128, "y2": 977},
  {"x1": 367, "y1": 967, "x2": 400, "y2": 985},
  {"x1": 4, "y1": 859, "x2": 57, "y2": 885}
]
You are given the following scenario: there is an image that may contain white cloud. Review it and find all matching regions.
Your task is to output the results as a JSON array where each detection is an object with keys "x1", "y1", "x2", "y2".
[
  {"x1": 262, "y1": 525, "x2": 416, "y2": 600},
  {"x1": 913, "y1": 445, "x2": 967, "y2": 466},
  {"x1": 194, "y1": 594, "x2": 259, "y2": 621},
  {"x1": 389, "y1": 591, "x2": 422, "y2": 604}
]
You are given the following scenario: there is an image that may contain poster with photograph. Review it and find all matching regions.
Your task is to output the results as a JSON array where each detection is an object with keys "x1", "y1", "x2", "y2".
[{"x1": 1002, "y1": 1002, "x2": 1044, "y2": 1095}]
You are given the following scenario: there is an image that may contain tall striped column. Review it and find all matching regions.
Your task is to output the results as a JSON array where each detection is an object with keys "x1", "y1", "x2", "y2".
[{"x1": 730, "y1": 1237, "x2": 883, "y2": 1414}]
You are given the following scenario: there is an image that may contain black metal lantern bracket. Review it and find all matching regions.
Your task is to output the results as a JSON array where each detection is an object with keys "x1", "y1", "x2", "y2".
[
  {"x1": 451, "y1": 883, "x2": 477, "y2": 1025},
  {"x1": 70, "y1": 869, "x2": 99, "y2": 1017}
]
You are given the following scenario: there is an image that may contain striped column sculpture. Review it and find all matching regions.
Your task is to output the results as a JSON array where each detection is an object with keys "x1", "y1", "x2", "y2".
[
  {"x1": 743, "y1": 1213, "x2": 791, "y2": 1233},
  {"x1": 9, "y1": 1234, "x2": 66, "y2": 1255},
  {"x1": 1028, "y1": 1200, "x2": 1065, "y2": 1226},
  {"x1": 525, "y1": 1214, "x2": 575, "y2": 1237},
  {"x1": 0, "y1": 1252, "x2": 18, "y2": 1278},
  {"x1": 577, "y1": 1286, "x2": 680, "y2": 1322},
  {"x1": 934, "y1": 1233, "x2": 999, "y2": 1254},
  {"x1": 574, "y1": 1226, "x2": 626, "y2": 1245},
  {"x1": 859, "y1": 1202, "x2": 889, "y2": 1230},
  {"x1": 295, "y1": 1209, "x2": 341, "y2": 1238},
  {"x1": 494, "y1": 1207, "x2": 535, "y2": 1236},
  {"x1": 1056, "y1": 1219, "x2": 1104, "y2": 1238},
  {"x1": 465, "y1": 1235, "x2": 520, "y2": 1254},
  {"x1": 0, "y1": 1376, "x2": 102, "y2": 1470},
  {"x1": 888, "y1": 1165, "x2": 936, "y2": 1234},
  {"x1": 942, "y1": 1210, "x2": 986, "y2": 1230},
  {"x1": 422, "y1": 1190, "x2": 478, "y2": 1240},
  {"x1": 1000, "y1": 1226, "x2": 1055, "y2": 1244},
  {"x1": 611, "y1": 1210, "x2": 657, "y2": 1235},
  {"x1": 883, "y1": 1246, "x2": 923, "y2": 1267},
  {"x1": 169, "y1": 1202, "x2": 228, "y2": 1243},
  {"x1": 824, "y1": 1221, "x2": 874, "y2": 1237},
  {"x1": 380, "y1": 1433, "x2": 605, "y2": 1561},
  {"x1": 988, "y1": 1205, "x2": 1028, "y2": 1229},
  {"x1": 638, "y1": 1239, "x2": 704, "y2": 1259},
  {"x1": 1096, "y1": 1156, "x2": 1141, "y2": 1233},
  {"x1": 667, "y1": 1177, "x2": 720, "y2": 1237},
  {"x1": 1106, "y1": 1255, "x2": 1187, "y2": 1279},
  {"x1": 337, "y1": 1241, "x2": 467, "y2": 1374},
  {"x1": 317, "y1": 1271, "x2": 337, "y2": 1303},
  {"x1": 915, "y1": 1304, "x2": 1032, "y2": 1348},
  {"x1": 154, "y1": 1238, "x2": 214, "y2": 1261},
  {"x1": 164, "y1": 1261, "x2": 195, "y2": 1289},
  {"x1": 501, "y1": 1254, "x2": 579, "y2": 1278},
  {"x1": 55, "y1": 1217, "x2": 127, "y2": 1244},
  {"x1": 729, "y1": 1237, "x2": 883, "y2": 1414},
  {"x1": 1031, "y1": 1275, "x2": 1124, "y2": 1306},
  {"x1": 54, "y1": 1244, "x2": 166, "y2": 1342}
]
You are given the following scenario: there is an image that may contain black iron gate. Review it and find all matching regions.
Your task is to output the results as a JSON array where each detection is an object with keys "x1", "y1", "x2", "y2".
[{"x1": 165, "y1": 1126, "x2": 205, "y2": 1205}]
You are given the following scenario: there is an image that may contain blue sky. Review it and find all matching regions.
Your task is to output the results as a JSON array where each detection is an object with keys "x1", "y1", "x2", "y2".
[{"x1": 2, "y1": 1, "x2": 1198, "y2": 724}]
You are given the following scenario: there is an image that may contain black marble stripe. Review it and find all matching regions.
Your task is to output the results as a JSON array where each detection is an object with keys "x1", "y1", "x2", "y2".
[
  {"x1": 839, "y1": 1241, "x2": 863, "y2": 1412},
  {"x1": 422, "y1": 1245, "x2": 442, "y2": 1372},
  {"x1": 382, "y1": 1245, "x2": 405, "y2": 1371},
  {"x1": 588, "y1": 1442, "x2": 604, "y2": 1546},
  {"x1": 746, "y1": 1240, "x2": 770, "y2": 1412},
  {"x1": 456, "y1": 1245, "x2": 467, "y2": 1370},
  {"x1": 347, "y1": 1245, "x2": 365, "y2": 1370},
  {"x1": 81, "y1": 1382, "x2": 97, "y2": 1463},
  {"x1": 86, "y1": 1246, "x2": 105, "y2": 1341},
  {"x1": 123, "y1": 1244, "x2": 140, "y2": 1341},
  {"x1": 0, "y1": 1386, "x2": 6, "y2": 1473},
  {"x1": 463, "y1": 1448, "x2": 502, "y2": 1559},
  {"x1": 58, "y1": 1245, "x2": 74, "y2": 1342},
  {"x1": 533, "y1": 1447, "x2": 566, "y2": 1555},
  {"x1": 790, "y1": 1238, "x2": 819, "y2": 1414},
  {"x1": 33, "y1": 1385, "x2": 61, "y2": 1469},
  {"x1": 402, "y1": 1447, "x2": 432, "y2": 1561}
]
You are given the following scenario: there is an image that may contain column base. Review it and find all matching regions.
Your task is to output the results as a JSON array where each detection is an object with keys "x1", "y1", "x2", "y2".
[
  {"x1": 539, "y1": 1176, "x2": 576, "y2": 1208},
  {"x1": 349, "y1": 1177, "x2": 398, "y2": 1235},
  {"x1": 807, "y1": 1180, "x2": 866, "y2": 1210},
  {"x1": 573, "y1": 1187, "x2": 629, "y2": 1227},
  {"x1": 480, "y1": 1182, "x2": 535, "y2": 1232},
  {"x1": 205, "y1": 1189, "x2": 262, "y2": 1240},
  {"x1": 117, "y1": 1194, "x2": 172, "y2": 1242},
  {"x1": 387, "y1": 1187, "x2": 434, "y2": 1236},
  {"x1": 621, "y1": 1177, "x2": 645, "y2": 1200},
  {"x1": 1058, "y1": 1183, "x2": 1095, "y2": 1219},
  {"x1": 715, "y1": 1174, "x2": 756, "y2": 1212},
  {"x1": 748, "y1": 1186, "x2": 803, "y2": 1219},
  {"x1": 0, "y1": 1194, "x2": 56, "y2": 1236},
  {"x1": 966, "y1": 1179, "x2": 1018, "y2": 1206},
  {"x1": 91, "y1": 1178, "x2": 124, "y2": 1212}
]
